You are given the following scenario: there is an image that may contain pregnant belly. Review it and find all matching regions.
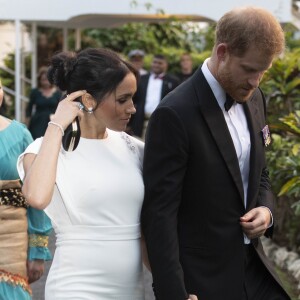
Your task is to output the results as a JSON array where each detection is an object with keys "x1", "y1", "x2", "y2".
[{"x1": 46, "y1": 239, "x2": 144, "y2": 299}]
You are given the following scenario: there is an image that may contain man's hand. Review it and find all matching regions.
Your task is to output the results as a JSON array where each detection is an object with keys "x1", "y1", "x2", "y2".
[
  {"x1": 187, "y1": 294, "x2": 198, "y2": 300},
  {"x1": 240, "y1": 207, "x2": 271, "y2": 239},
  {"x1": 27, "y1": 259, "x2": 45, "y2": 283}
]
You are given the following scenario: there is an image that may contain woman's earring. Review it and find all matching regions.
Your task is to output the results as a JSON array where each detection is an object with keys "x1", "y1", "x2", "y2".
[{"x1": 87, "y1": 107, "x2": 94, "y2": 114}]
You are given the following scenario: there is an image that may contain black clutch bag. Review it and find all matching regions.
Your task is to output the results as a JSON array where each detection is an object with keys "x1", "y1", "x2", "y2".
[{"x1": 62, "y1": 117, "x2": 81, "y2": 151}]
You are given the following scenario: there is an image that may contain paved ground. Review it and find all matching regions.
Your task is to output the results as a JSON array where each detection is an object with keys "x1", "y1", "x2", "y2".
[{"x1": 31, "y1": 233, "x2": 155, "y2": 300}]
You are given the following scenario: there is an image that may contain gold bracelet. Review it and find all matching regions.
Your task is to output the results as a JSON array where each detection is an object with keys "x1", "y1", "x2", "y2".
[{"x1": 48, "y1": 121, "x2": 64, "y2": 136}]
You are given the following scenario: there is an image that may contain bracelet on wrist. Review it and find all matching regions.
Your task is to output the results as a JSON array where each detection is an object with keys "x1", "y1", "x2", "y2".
[{"x1": 48, "y1": 121, "x2": 64, "y2": 136}]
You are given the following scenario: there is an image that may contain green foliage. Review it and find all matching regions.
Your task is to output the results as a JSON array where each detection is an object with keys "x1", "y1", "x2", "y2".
[
  {"x1": 279, "y1": 111, "x2": 300, "y2": 136},
  {"x1": 197, "y1": 24, "x2": 216, "y2": 51},
  {"x1": 263, "y1": 48, "x2": 300, "y2": 250},
  {"x1": 261, "y1": 49, "x2": 300, "y2": 124},
  {"x1": 262, "y1": 49, "x2": 300, "y2": 243},
  {"x1": 0, "y1": 53, "x2": 15, "y2": 88},
  {"x1": 273, "y1": 112, "x2": 300, "y2": 213},
  {"x1": 266, "y1": 132, "x2": 300, "y2": 249},
  {"x1": 82, "y1": 21, "x2": 193, "y2": 54},
  {"x1": 81, "y1": 20, "x2": 212, "y2": 73},
  {"x1": 267, "y1": 133, "x2": 300, "y2": 195},
  {"x1": 0, "y1": 53, "x2": 31, "y2": 119},
  {"x1": 282, "y1": 22, "x2": 300, "y2": 51}
]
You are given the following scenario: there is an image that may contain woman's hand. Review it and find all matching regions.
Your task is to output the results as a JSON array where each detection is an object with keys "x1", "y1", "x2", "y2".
[
  {"x1": 51, "y1": 90, "x2": 86, "y2": 130},
  {"x1": 27, "y1": 259, "x2": 45, "y2": 283}
]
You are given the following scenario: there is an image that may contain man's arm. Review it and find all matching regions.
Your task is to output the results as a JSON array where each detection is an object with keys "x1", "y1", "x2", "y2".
[{"x1": 141, "y1": 106, "x2": 189, "y2": 299}]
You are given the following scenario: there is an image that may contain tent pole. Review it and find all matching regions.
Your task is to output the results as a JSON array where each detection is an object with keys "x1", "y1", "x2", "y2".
[
  {"x1": 31, "y1": 22, "x2": 37, "y2": 88},
  {"x1": 15, "y1": 19, "x2": 21, "y2": 121},
  {"x1": 63, "y1": 27, "x2": 68, "y2": 51},
  {"x1": 75, "y1": 28, "x2": 81, "y2": 50}
]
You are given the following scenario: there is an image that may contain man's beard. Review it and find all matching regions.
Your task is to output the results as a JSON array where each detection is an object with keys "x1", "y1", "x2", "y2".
[{"x1": 217, "y1": 68, "x2": 254, "y2": 102}]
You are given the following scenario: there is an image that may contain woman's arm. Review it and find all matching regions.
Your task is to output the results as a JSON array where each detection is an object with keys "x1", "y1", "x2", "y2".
[
  {"x1": 27, "y1": 207, "x2": 52, "y2": 261},
  {"x1": 22, "y1": 90, "x2": 86, "y2": 209},
  {"x1": 22, "y1": 126, "x2": 62, "y2": 209},
  {"x1": 26, "y1": 207, "x2": 53, "y2": 283}
]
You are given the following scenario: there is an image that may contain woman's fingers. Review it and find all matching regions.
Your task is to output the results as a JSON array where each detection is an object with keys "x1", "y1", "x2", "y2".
[
  {"x1": 51, "y1": 91, "x2": 86, "y2": 129},
  {"x1": 64, "y1": 90, "x2": 87, "y2": 102}
]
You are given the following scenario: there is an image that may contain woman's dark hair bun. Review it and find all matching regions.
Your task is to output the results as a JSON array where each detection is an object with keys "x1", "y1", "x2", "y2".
[
  {"x1": 47, "y1": 52, "x2": 77, "y2": 91},
  {"x1": 47, "y1": 48, "x2": 139, "y2": 103}
]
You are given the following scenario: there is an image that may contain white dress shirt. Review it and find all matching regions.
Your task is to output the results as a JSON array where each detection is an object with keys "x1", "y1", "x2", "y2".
[{"x1": 144, "y1": 73, "x2": 163, "y2": 115}]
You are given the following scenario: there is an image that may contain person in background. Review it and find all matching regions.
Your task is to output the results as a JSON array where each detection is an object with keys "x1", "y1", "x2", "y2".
[
  {"x1": 176, "y1": 53, "x2": 194, "y2": 83},
  {"x1": 141, "y1": 6, "x2": 291, "y2": 300},
  {"x1": 18, "y1": 48, "x2": 148, "y2": 299},
  {"x1": 26, "y1": 66, "x2": 62, "y2": 140},
  {"x1": 0, "y1": 78, "x2": 52, "y2": 300},
  {"x1": 128, "y1": 49, "x2": 148, "y2": 75},
  {"x1": 129, "y1": 54, "x2": 179, "y2": 138}
]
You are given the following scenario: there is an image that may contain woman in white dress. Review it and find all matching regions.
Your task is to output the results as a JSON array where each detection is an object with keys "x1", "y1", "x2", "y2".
[{"x1": 17, "y1": 48, "x2": 147, "y2": 300}]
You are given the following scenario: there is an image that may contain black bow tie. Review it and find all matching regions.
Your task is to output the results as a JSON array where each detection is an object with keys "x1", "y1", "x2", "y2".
[
  {"x1": 154, "y1": 74, "x2": 164, "y2": 79},
  {"x1": 224, "y1": 94, "x2": 235, "y2": 112}
]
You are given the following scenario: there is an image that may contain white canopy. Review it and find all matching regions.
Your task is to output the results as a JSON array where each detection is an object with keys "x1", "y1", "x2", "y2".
[
  {"x1": 0, "y1": 0, "x2": 292, "y2": 120},
  {"x1": 0, "y1": 0, "x2": 292, "y2": 25}
]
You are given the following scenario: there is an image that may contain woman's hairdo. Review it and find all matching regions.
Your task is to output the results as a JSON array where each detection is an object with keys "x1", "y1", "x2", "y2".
[{"x1": 47, "y1": 48, "x2": 138, "y2": 103}]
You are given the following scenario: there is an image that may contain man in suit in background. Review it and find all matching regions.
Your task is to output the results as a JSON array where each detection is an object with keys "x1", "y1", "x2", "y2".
[
  {"x1": 141, "y1": 6, "x2": 291, "y2": 300},
  {"x1": 129, "y1": 54, "x2": 179, "y2": 138}
]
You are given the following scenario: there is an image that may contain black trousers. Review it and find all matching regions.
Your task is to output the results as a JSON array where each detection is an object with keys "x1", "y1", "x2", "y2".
[{"x1": 242, "y1": 244, "x2": 291, "y2": 300}]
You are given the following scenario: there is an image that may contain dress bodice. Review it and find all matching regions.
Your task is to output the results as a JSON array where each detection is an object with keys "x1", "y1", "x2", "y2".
[{"x1": 18, "y1": 129, "x2": 144, "y2": 229}]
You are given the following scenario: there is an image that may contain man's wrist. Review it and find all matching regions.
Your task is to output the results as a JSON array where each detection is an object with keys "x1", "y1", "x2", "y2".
[{"x1": 260, "y1": 206, "x2": 273, "y2": 228}]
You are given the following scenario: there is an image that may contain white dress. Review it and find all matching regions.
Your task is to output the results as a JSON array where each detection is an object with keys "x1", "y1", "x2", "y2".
[{"x1": 18, "y1": 129, "x2": 145, "y2": 300}]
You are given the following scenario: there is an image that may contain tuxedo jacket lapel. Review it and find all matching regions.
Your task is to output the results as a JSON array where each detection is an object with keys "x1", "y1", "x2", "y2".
[
  {"x1": 199, "y1": 89, "x2": 265, "y2": 210},
  {"x1": 140, "y1": 74, "x2": 150, "y2": 105},
  {"x1": 193, "y1": 72, "x2": 244, "y2": 202},
  {"x1": 161, "y1": 78, "x2": 168, "y2": 99},
  {"x1": 243, "y1": 96, "x2": 263, "y2": 210},
  {"x1": 161, "y1": 75, "x2": 175, "y2": 99}
]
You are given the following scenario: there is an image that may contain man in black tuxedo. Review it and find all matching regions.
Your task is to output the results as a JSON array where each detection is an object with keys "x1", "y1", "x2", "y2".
[
  {"x1": 129, "y1": 54, "x2": 179, "y2": 138},
  {"x1": 141, "y1": 6, "x2": 291, "y2": 300}
]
